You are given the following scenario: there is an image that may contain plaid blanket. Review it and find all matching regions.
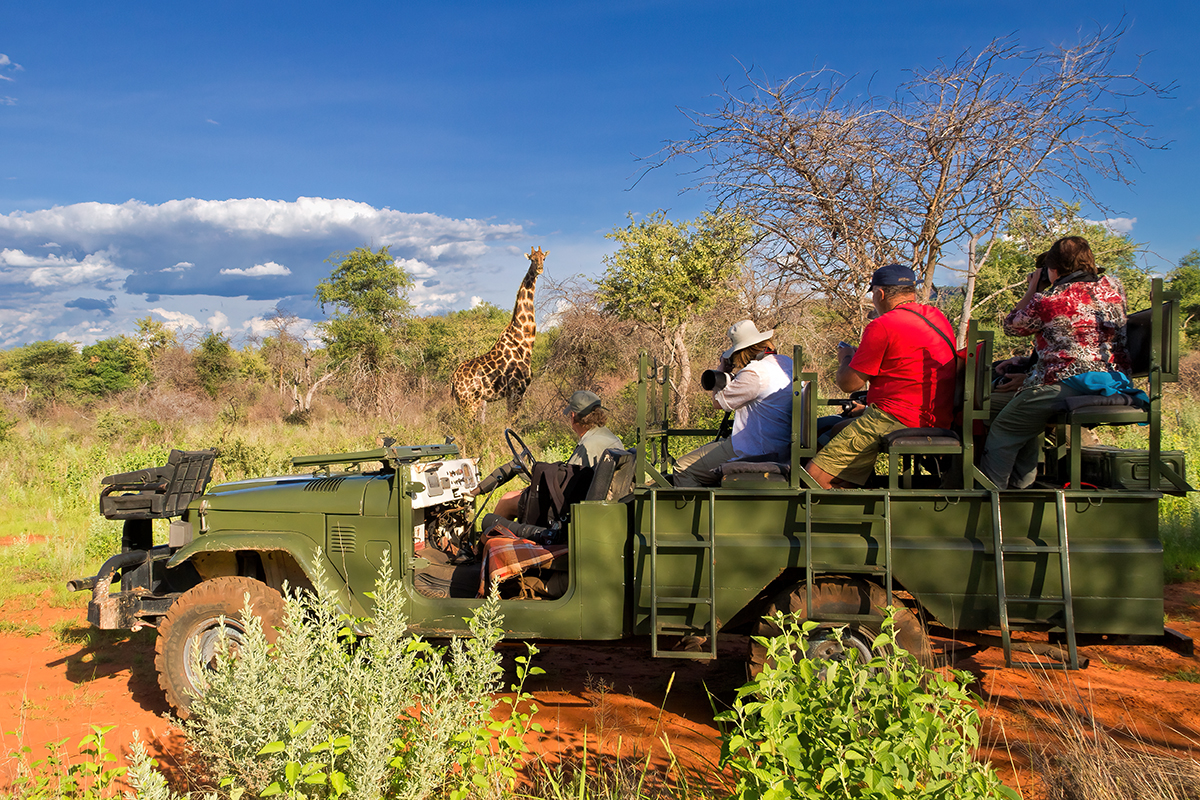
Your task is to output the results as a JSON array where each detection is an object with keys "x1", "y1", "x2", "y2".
[{"x1": 478, "y1": 529, "x2": 569, "y2": 597}]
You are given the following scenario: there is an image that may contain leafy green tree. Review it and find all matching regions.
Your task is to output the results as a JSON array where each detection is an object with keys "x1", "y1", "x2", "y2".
[
  {"x1": 1168, "y1": 249, "x2": 1200, "y2": 343},
  {"x1": 314, "y1": 246, "x2": 413, "y2": 372},
  {"x1": 194, "y1": 331, "x2": 238, "y2": 398},
  {"x1": 314, "y1": 246, "x2": 413, "y2": 410},
  {"x1": 1, "y1": 341, "x2": 81, "y2": 406},
  {"x1": 73, "y1": 336, "x2": 150, "y2": 396},
  {"x1": 402, "y1": 303, "x2": 510, "y2": 381},
  {"x1": 135, "y1": 316, "x2": 177, "y2": 355},
  {"x1": 595, "y1": 210, "x2": 752, "y2": 424}
]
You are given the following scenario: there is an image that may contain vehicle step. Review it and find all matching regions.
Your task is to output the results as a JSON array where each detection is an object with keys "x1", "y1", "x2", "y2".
[
  {"x1": 999, "y1": 544, "x2": 1063, "y2": 554},
  {"x1": 655, "y1": 622, "x2": 708, "y2": 634},
  {"x1": 808, "y1": 514, "x2": 888, "y2": 523},
  {"x1": 653, "y1": 541, "x2": 713, "y2": 550},
  {"x1": 654, "y1": 596, "x2": 713, "y2": 606},
  {"x1": 1003, "y1": 596, "x2": 1067, "y2": 606},
  {"x1": 654, "y1": 651, "x2": 717, "y2": 661},
  {"x1": 811, "y1": 564, "x2": 888, "y2": 575},
  {"x1": 807, "y1": 613, "x2": 881, "y2": 625}
]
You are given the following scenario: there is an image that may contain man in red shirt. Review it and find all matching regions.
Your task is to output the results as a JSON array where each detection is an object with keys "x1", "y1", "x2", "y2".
[{"x1": 806, "y1": 263, "x2": 959, "y2": 488}]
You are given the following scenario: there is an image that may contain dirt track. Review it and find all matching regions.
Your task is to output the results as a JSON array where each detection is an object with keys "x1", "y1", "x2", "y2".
[{"x1": 2, "y1": 584, "x2": 1199, "y2": 797}]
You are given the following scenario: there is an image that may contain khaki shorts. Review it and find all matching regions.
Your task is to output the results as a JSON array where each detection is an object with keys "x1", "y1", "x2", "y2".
[{"x1": 810, "y1": 405, "x2": 906, "y2": 486}]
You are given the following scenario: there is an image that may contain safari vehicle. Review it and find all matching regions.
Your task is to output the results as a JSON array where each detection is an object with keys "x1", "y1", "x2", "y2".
[{"x1": 71, "y1": 279, "x2": 1194, "y2": 714}]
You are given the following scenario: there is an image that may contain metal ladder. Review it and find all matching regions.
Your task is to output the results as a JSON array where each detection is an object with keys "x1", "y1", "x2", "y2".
[
  {"x1": 803, "y1": 490, "x2": 894, "y2": 622},
  {"x1": 648, "y1": 487, "x2": 718, "y2": 660},
  {"x1": 991, "y1": 490, "x2": 1079, "y2": 668}
]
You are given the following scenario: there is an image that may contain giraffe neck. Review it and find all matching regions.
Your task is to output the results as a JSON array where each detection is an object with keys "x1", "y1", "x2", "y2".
[{"x1": 496, "y1": 269, "x2": 538, "y2": 354}]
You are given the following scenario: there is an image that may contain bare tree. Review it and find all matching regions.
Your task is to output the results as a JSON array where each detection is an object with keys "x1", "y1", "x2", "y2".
[
  {"x1": 663, "y1": 22, "x2": 1172, "y2": 341},
  {"x1": 262, "y1": 306, "x2": 304, "y2": 396}
]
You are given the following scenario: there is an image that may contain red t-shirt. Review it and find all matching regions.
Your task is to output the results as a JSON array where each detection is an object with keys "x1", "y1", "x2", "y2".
[{"x1": 849, "y1": 303, "x2": 958, "y2": 429}]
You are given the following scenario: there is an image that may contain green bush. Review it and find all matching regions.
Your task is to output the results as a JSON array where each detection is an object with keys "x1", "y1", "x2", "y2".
[
  {"x1": 717, "y1": 611, "x2": 1018, "y2": 800},
  {"x1": 184, "y1": 560, "x2": 527, "y2": 800}
]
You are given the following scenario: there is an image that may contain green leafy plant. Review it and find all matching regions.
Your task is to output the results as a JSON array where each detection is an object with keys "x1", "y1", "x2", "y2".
[
  {"x1": 717, "y1": 611, "x2": 1018, "y2": 800},
  {"x1": 185, "y1": 559, "x2": 521, "y2": 800},
  {"x1": 452, "y1": 646, "x2": 546, "y2": 799},
  {"x1": 5, "y1": 724, "x2": 125, "y2": 800}
]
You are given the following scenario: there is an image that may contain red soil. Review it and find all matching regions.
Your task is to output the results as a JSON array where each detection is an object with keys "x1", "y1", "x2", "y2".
[{"x1": 2, "y1": 584, "x2": 1198, "y2": 797}]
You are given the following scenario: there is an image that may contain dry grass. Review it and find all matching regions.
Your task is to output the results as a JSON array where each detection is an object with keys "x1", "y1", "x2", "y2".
[{"x1": 1002, "y1": 668, "x2": 1200, "y2": 800}]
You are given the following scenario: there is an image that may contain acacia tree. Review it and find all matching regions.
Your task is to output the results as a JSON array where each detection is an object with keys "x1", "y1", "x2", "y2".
[
  {"x1": 595, "y1": 210, "x2": 752, "y2": 425},
  {"x1": 665, "y1": 23, "x2": 1171, "y2": 338},
  {"x1": 314, "y1": 245, "x2": 413, "y2": 412}
]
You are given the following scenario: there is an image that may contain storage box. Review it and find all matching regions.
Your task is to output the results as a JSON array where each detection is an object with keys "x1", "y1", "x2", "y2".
[{"x1": 1080, "y1": 445, "x2": 1186, "y2": 490}]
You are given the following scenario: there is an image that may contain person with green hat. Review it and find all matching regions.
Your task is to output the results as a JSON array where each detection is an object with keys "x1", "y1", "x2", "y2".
[{"x1": 480, "y1": 389, "x2": 623, "y2": 521}]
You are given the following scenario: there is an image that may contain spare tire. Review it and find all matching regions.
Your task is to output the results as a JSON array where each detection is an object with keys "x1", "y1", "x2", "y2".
[
  {"x1": 747, "y1": 576, "x2": 931, "y2": 679},
  {"x1": 154, "y1": 576, "x2": 286, "y2": 718}
]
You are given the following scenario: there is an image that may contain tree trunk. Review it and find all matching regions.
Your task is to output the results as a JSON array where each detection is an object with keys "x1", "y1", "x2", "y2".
[
  {"x1": 670, "y1": 322, "x2": 691, "y2": 426},
  {"x1": 956, "y1": 233, "x2": 983, "y2": 348},
  {"x1": 303, "y1": 371, "x2": 336, "y2": 413}
]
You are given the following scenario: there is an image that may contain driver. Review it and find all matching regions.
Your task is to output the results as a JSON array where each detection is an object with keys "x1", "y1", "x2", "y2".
[{"x1": 473, "y1": 390, "x2": 624, "y2": 521}]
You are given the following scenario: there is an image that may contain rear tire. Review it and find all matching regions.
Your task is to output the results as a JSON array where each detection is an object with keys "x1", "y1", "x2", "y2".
[
  {"x1": 155, "y1": 576, "x2": 285, "y2": 718},
  {"x1": 747, "y1": 577, "x2": 931, "y2": 679}
]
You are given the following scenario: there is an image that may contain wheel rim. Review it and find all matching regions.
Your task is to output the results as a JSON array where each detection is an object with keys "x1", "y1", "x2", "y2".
[
  {"x1": 806, "y1": 627, "x2": 875, "y2": 666},
  {"x1": 182, "y1": 617, "x2": 248, "y2": 694}
]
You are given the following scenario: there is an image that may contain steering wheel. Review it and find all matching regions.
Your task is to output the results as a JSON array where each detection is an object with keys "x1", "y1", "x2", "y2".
[{"x1": 504, "y1": 429, "x2": 536, "y2": 480}]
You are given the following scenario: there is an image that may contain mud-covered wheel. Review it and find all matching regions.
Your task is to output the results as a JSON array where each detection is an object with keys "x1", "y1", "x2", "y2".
[
  {"x1": 155, "y1": 576, "x2": 286, "y2": 718},
  {"x1": 747, "y1": 577, "x2": 931, "y2": 679}
]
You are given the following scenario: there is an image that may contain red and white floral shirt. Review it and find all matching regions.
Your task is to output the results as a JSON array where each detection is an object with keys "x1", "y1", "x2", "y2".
[{"x1": 1003, "y1": 272, "x2": 1130, "y2": 388}]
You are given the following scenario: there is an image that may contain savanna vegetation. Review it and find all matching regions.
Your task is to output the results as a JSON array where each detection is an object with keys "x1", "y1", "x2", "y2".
[{"x1": 4, "y1": 23, "x2": 1200, "y2": 800}]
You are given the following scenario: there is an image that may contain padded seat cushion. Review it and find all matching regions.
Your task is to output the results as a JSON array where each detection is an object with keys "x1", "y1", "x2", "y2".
[
  {"x1": 1055, "y1": 393, "x2": 1148, "y2": 413},
  {"x1": 879, "y1": 428, "x2": 960, "y2": 450},
  {"x1": 718, "y1": 461, "x2": 790, "y2": 476}
]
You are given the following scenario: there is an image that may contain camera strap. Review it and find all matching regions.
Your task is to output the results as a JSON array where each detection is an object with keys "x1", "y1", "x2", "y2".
[{"x1": 897, "y1": 306, "x2": 957, "y2": 359}]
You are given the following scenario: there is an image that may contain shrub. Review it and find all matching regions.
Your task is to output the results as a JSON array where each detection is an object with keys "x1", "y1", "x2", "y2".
[
  {"x1": 183, "y1": 560, "x2": 521, "y2": 800},
  {"x1": 717, "y1": 611, "x2": 1018, "y2": 800}
]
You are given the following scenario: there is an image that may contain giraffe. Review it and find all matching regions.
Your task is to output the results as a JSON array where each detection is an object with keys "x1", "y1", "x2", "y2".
[{"x1": 450, "y1": 246, "x2": 546, "y2": 421}]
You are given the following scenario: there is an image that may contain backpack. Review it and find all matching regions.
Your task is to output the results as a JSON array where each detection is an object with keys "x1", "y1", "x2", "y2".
[{"x1": 520, "y1": 461, "x2": 595, "y2": 532}]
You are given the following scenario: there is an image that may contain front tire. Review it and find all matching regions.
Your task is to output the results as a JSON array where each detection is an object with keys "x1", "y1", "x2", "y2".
[
  {"x1": 747, "y1": 577, "x2": 931, "y2": 679},
  {"x1": 154, "y1": 576, "x2": 286, "y2": 718}
]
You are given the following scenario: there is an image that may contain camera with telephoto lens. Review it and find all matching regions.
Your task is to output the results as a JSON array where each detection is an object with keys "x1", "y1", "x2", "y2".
[{"x1": 700, "y1": 369, "x2": 731, "y2": 391}]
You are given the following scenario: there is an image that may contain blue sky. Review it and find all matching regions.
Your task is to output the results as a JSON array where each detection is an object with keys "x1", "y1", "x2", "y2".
[{"x1": 1, "y1": 1, "x2": 1197, "y2": 348}]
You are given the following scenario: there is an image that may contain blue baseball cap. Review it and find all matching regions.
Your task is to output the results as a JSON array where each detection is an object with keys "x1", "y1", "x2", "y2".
[{"x1": 869, "y1": 263, "x2": 917, "y2": 288}]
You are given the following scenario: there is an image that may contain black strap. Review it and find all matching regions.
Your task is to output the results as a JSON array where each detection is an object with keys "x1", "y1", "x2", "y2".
[{"x1": 897, "y1": 306, "x2": 958, "y2": 359}]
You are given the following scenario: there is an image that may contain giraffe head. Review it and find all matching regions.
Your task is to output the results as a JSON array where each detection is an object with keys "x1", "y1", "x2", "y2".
[{"x1": 527, "y1": 246, "x2": 547, "y2": 276}]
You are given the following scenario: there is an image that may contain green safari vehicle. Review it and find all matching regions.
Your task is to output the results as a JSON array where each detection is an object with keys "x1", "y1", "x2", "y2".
[{"x1": 71, "y1": 279, "x2": 1194, "y2": 715}]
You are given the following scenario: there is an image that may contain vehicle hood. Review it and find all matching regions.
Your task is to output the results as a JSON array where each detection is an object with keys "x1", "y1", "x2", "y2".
[{"x1": 200, "y1": 473, "x2": 395, "y2": 516}]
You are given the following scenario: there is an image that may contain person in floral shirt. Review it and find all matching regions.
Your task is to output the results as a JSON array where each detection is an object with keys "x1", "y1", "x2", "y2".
[{"x1": 981, "y1": 236, "x2": 1131, "y2": 488}]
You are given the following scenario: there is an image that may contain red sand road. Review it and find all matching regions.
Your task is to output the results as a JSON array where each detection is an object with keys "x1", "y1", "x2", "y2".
[{"x1": 2, "y1": 584, "x2": 1199, "y2": 797}]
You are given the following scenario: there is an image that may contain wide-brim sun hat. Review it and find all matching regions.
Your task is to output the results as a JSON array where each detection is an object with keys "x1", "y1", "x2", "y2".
[{"x1": 722, "y1": 319, "x2": 775, "y2": 360}]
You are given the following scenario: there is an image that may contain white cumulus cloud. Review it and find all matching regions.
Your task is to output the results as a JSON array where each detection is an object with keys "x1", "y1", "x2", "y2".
[
  {"x1": 1103, "y1": 217, "x2": 1137, "y2": 235},
  {"x1": 150, "y1": 308, "x2": 202, "y2": 331},
  {"x1": 0, "y1": 196, "x2": 527, "y2": 346},
  {"x1": 220, "y1": 261, "x2": 291, "y2": 277},
  {"x1": 207, "y1": 311, "x2": 230, "y2": 332}
]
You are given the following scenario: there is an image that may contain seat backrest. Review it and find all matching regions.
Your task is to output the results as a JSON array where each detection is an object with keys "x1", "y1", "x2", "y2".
[
  {"x1": 585, "y1": 448, "x2": 636, "y2": 503},
  {"x1": 1126, "y1": 295, "x2": 1179, "y2": 382}
]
